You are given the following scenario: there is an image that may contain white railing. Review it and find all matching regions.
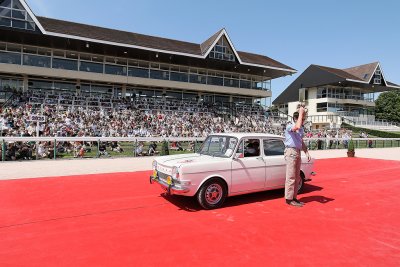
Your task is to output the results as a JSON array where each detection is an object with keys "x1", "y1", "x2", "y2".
[
  {"x1": 1, "y1": 136, "x2": 400, "y2": 161},
  {"x1": 2, "y1": 136, "x2": 400, "y2": 143},
  {"x1": 1, "y1": 137, "x2": 206, "y2": 142}
]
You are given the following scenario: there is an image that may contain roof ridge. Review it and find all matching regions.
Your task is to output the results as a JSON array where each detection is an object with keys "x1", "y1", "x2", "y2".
[
  {"x1": 314, "y1": 65, "x2": 363, "y2": 81},
  {"x1": 342, "y1": 61, "x2": 379, "y2": 70},
  {"x1": 37, "y1": 16, "x2": 201, "y2": 47},
  {"x1": 200, "y1": 29, "x2": 224, "y2": 55}
]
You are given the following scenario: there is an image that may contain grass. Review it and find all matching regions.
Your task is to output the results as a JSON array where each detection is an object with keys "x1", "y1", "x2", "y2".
[{"x1": 55, "y1": 141, "x2": 197, "y2": 159}]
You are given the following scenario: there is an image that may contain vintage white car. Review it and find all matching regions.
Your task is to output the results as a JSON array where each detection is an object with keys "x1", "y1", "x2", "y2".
[{"x1": 150, "y1": 133, "x2": 316, "y2": 209}]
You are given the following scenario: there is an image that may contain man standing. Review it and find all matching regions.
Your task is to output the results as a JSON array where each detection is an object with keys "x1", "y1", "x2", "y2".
[{"x1": 284, "y1": 107, "x2": 311, "y2": 207}]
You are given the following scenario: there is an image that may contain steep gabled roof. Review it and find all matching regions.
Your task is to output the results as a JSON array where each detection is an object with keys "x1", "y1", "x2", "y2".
[
  {"x1": 273, "y1": 63, "x2": 399, "y2": 104},
  {"x1": 273, "y1": 64, "x2": 346, "y2": 104},
  {"x1": 200, "y1": 29, "x2": 224, "y2": 55},
  {"x1": 343, "y1": 62, "x2": 379, "y2": 82},
  {"x1": 17, "y1": 0, "x2": 296, "y2": 73},
  {"x1": 34, "y1": 16, "x2": 295, "y2": 72},
  {"x1": 37, "y1": 16, "x2": 202, "y2": 55},
  {"x1": 315, "y1": 65, "x2": 363, "y2": 81}
]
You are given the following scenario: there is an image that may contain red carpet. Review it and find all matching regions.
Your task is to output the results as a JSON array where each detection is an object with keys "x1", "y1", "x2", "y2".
[{"x1": 0, "y1": 158, "x2": 399, "y2": 266}]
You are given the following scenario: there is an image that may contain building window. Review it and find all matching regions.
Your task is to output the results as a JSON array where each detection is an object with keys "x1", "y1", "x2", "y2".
[
  {"x1": 0, "y1": 51, "x2": 21, "y2": 64},
  {"x1": 372, "y1": 67, "x2": 382, "y2": 85},
  {"x1": 23, "y1": 54, "x2": 51, "y2": 68},
  {"x1": 128, "y1": 67, "x2": 149, "y2": 78},
  {"x1": 80, "y1": 61, "x2": 103, "y2": 73},
  {"x1": 316, "y1": 102, "x2": 327, "y2": 112},
  {"x1": 52, "y1": 58, "x2": 78, "y2": 71},
  {"x1": 264, "y1": 139, "x2": 285, "y2": 156},
  {"x1": 0, "y1": 0, "x2": 36, "y2": 31},
  {"x1": 105, "y1": 64, "x2": 126, "y2": 76},
  {"x1": 209, "y1": 37, "x2": 235, "y2": 62}
]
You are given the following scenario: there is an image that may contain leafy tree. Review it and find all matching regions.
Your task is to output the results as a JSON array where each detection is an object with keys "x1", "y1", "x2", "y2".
[{"x1": 375, "y1": 90, "x2": 400, "y2": 123}]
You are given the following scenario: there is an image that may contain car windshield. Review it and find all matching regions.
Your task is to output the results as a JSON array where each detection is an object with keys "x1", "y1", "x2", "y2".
[{"x1": 198, "y1": 135, "x2": 238, "y2": 158}]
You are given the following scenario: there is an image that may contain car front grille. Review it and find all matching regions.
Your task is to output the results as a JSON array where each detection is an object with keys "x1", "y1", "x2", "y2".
[{"x1": 158, "y1": 172, "x2": 169, "y2": 180}]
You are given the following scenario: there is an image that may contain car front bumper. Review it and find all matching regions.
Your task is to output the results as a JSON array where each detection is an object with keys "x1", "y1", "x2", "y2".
[
  {"x1": 305, "y1": 171, "x2": 317, "y2": 182},
  {"x1": 150, "y1": 175, "x2": 190, "y2": 195}
]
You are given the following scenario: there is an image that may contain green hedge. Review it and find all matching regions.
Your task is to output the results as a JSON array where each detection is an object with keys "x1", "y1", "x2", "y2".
[{"x1": 341, "y1": 123, "x2": 400, "y2": 138}]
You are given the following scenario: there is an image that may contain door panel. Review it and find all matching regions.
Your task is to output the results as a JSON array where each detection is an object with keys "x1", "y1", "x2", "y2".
[
  {"x1": 263, "y1": 139, "x2": 286, "y2": 189},
  {"x1": 231, "y1": 139, "x2": 265, "y2": 193}
]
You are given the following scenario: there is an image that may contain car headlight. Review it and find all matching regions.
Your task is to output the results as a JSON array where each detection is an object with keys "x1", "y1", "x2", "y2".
[
  {"x1": 172, "y1": 166, "x2": 180, "y2": 180},
  {"x1": 152, "y1": 160, "x2": 157, "y2": 170}
]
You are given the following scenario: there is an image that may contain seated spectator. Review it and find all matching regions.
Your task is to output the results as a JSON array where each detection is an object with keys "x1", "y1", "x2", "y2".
[
  {"x1": 135, "y1": 142, "x2": 145, "y2": 156},
  {"x1": 37, "y1": 142, "x2": 48, "y2": 158},
  {"x1": 98, "y1": 142, "x2": 109, "y2": 157},
  {"x1": 110, "y1": 141, "x2": 124, "y2": 153},
  {"x1": 148, "y1": 141, "x2": 158, "y2": 155}
]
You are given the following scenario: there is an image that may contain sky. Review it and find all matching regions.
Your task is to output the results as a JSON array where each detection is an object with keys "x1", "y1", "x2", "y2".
[{"x1": 25, "y1": 0, "x2": 400, "y2": 101}]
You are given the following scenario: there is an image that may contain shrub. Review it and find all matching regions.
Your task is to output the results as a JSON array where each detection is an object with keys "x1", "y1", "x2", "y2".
[
  {"x1": 348, "y1": 139, "x2": 355, "y2": 152},
  {"x1": 160, "y1": 140, "x2": 169, "y2": 156},
  {"x1": 341, "y1": 123, "x2": 400, "y2": 138}
]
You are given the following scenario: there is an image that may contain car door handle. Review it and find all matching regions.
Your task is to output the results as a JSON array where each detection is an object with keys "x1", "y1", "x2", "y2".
[{"x1": 256, "y1": 157, "x2": 264, "y2": 161}]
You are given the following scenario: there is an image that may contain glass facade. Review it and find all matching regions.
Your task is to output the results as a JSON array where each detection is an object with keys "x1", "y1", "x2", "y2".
[
  {"x1": 150, "y1": 69, "x2": 169, "y2": 80},
  {"x1": 0, "y1": 41, "x2": 272, "y2": 95},
  {"x1": 23, "y1": 54, "x2": 51, "y2": 68},
  {"x1": 316, "y1": 102, "x2": 374, "y2": 115},
  {"x1": 0, "y1": 50, "x2": 20, "y2": 64},
  {"x1": 170, "y1": 72, "x2": 188, "y2": 82},
  {"x1": 105, "y1": 64, "x2": 126, "y2": 76},
  {"x1": 52, "y1": 58, "x2": 78, "y2": 71},
  {"x1": 80, "y1": 61, "x2": 103, "y2": 73},
  {"x1": 128, "y1": 67, "x2": 149, "y2": 78},
  {"x1": 317, "y1": 86, "x2": 374, "y2": 102}
]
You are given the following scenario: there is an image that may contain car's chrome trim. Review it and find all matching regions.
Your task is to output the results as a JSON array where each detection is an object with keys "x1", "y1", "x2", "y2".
[{"x1": 150, "y1": 175, "x2": 190, "y2": 195}]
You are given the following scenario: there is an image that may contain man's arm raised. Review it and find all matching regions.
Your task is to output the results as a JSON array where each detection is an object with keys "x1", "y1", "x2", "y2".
[{"x1": 291, "y1": 107, "x2": 305, "y2": 131}]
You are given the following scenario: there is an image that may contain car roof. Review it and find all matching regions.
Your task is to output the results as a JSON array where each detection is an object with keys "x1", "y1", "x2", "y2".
[{"x1": 210, "y1": 132, "x2": 284, "y2": 139}]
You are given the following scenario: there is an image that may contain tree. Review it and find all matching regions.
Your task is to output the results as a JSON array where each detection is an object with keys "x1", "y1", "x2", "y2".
[{"x1": 375, "y1": 90, "x2": 400, "y2": 123}]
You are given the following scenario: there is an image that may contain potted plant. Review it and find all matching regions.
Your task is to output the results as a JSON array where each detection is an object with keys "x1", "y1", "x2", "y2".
[{"x1": 347, "y1": 139, "x2": 355, "y2": 157}]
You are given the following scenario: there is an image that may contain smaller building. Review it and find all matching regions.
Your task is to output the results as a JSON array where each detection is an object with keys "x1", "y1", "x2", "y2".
[{"x1": 273, "y1": 62, "x2": 400, "y2": 130}]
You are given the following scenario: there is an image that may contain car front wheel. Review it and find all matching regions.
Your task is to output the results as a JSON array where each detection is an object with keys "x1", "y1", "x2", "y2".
[{"x1": 197, "y1": 178, "x2": 227, "y2": 209}]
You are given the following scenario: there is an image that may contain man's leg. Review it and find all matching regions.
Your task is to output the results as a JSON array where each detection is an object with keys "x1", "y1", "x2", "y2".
[
  {"x1": 285, "y1": 148, "x2": 303, "y2": 207},
  {"x1": 285, "y1": 148, "x2": 297, "y2": 200},
  {"x1": 293, "y1": 156, "x2": 302, "y2": 200}
]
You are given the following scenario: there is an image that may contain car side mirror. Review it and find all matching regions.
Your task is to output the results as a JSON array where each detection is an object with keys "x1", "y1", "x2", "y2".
[{"x1": 234, "y1": 153, "x2": 244, "y2": 160}]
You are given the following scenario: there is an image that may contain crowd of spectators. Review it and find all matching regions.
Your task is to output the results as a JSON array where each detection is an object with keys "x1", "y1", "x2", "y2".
[
  {"x1": 0, "y1": 90, "x2": 359, "y2": 161},
  {"x1": 0, "y1": 91, "x2": 285, "y2": 138}
]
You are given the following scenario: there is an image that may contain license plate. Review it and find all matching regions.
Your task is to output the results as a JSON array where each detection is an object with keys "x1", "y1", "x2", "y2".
[{"x1": 153, "y1": 170, "x2": 157, "y2": 178}]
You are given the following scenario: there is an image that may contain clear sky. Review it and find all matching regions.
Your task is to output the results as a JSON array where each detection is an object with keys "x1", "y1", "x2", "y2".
[{"x1": 26, "y1": 0, "x2": 400, "y2": 101}]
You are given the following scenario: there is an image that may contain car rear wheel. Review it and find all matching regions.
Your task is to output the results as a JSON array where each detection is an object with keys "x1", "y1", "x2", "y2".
[
  {"x1": 298, "y1": 172, "x2": 305, "y2": 193},
  {"x1": 197, "y1": 178, "x2": 227, "y2": 210}
]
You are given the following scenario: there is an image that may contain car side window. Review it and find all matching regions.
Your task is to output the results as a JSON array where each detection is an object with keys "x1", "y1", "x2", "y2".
[
  {"x1": 237, "y1": 139, "x2": 260, "y2": 157},
  {"x1": 263, "y1": 139, "x2": 285, "y2": 156}
]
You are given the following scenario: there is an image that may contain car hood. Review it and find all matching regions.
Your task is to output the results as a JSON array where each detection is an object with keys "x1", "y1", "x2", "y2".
[{"x1": 156, "y1": 153, "x2": 210, "y2": 167}]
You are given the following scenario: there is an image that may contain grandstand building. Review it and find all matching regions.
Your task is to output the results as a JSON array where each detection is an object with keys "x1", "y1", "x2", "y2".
[
  {"x1": 273, "y1": 63, "x2": 400, "y2": 130},
  {"x1": 0, "y1": 0, "x2": 295, "y2": 112}
]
